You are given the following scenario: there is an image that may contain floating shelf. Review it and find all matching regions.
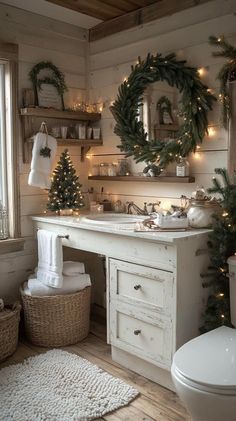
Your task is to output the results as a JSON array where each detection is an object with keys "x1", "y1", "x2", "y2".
[
  {"x1": 20, "y1": 107, "x2": 102, "y2": 163},
  {"x1": 88, "y1": 175, "x2": 195, "y2": 183},
  {"x1": 25, "y1": 137, "x2": 103, "y2": 161},
  {"x1": 27, "y1": 137, "x2": 102, "y2": 146},
  {"x1": 20, "y1": 107, "x2": 101, "y2": 121}
]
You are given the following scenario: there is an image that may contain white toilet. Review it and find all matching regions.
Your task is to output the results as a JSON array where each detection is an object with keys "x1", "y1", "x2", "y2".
[{"x1": 171, "y1": 255, "x2": 236, "y2": 421}]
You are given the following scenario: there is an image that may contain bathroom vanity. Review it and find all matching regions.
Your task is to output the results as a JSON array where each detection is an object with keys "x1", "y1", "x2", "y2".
[{"x1": 32, "y1": 214, "x2": 210, "y2": 390}]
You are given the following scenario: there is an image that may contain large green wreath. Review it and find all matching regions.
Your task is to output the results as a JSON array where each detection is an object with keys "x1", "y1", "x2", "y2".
[
  {"x1": 29, "y1": 61, "x2": 67, "y2": 110},
  {"x1": 110, "y1": 53, "x2": 216, "y2": 169}
]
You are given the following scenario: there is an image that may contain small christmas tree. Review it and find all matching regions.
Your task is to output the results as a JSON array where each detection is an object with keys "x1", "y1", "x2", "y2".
[
  {"x1": 47, "y1": 149, "x2": 84, "y2": 212},
  {"x1": 200, "y1": 168, "x2": 236, "y2": 333}
]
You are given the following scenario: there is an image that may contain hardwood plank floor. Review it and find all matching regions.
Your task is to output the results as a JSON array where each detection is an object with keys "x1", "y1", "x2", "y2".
[{"x1": 0, "y1": 321, "x2": 190, "y2": 420}]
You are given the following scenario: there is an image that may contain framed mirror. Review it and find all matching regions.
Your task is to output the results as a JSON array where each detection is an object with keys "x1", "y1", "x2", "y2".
[{"x1": 110, "y1": 53, "x2": 216, "y2": 171}]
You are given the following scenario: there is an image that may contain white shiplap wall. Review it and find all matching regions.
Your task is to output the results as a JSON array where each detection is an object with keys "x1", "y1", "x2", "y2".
[
  {"x1": 0, "y1": 3, "x2": 89, "y2": 302},
  {"x1": 88, "y1": 0, "x2": 236, "y2": 210},
  {"x1": 1, "y1": 0, "x2": 236, "y2": 303}
]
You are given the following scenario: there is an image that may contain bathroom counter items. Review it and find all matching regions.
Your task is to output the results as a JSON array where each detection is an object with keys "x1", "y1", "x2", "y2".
[{"x1": 32, "y1": 214, "x2": 210, "y2": 391}]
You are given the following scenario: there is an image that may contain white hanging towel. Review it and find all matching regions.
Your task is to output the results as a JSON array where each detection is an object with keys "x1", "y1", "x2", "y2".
[
  {"x1": 37, "y1": 229, "x2": 63, "y2": 288},
  {"x1": 26, "y1": 274, "x2": 91, "y2": 296},
  {"x1": 28, "y1": 132, "x2": 57, "y2": 189},
  {"x1": 63, "y1": 261, "x2": 85, "y2": 276}
]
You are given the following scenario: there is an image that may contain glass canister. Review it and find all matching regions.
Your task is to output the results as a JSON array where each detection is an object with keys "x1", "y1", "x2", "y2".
[
  {"x1": 187, "y1": 200, "x2": 220, "y2": 228},
  {"x1": 99, "y1": 163, "x2": 109, "y2": 176},
  {"x1": 117, "y1": 159, "x2": 130, "y2": 176},
  {"x1": 107, "y1": 163, "x2": 117, "y2": 176},
  {"x1": 176, "y1": 157, "x2": 190, "y2": 177}
]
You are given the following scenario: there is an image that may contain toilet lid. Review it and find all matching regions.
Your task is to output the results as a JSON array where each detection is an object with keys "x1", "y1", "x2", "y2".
[{"x1": 173, "y1": 326, "x2": 236, "y2": 390}]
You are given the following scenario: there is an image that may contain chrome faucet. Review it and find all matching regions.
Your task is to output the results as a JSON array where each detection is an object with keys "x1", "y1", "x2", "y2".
[{"x1": 126, "y1": 201, "x2": 149, "y2": 215}]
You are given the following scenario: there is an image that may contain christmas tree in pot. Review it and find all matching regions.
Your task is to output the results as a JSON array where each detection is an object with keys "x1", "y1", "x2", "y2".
[{"x1": 47, "y1": 149, "x2": 84, "y2": 214}]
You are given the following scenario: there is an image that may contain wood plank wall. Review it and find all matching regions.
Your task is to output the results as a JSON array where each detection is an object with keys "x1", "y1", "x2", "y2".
[
  {"x1": 1, "y1": 0, "x2": 236, "y2": 304},
  {"x1": 0, "y1": 3, "x2": 89, "y2": 303},
  {"x1": 88, "y1": 0, "x2": 236, "y2": 211}
]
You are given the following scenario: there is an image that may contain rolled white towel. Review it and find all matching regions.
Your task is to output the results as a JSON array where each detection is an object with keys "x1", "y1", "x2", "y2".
[
  {"x1": 27, "y1": 274, "x2": 91, "y2": 296},
  {"x1": 63, "y1": 261, "x2": 85, "y2": 276}
]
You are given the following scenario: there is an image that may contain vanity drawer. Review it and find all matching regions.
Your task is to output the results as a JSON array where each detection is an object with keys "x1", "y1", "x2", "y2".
[
  {"x1": 109, "y1": 259, "x2": 174, "y2": 316},
  {"x1": 110, "y1": 302, "x2": 172, "y2": 369}
]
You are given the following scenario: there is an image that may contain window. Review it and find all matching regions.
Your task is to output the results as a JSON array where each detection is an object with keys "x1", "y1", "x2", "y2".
[{"x1": 0, "y1": 43, "x2": 23, "y2": 253}]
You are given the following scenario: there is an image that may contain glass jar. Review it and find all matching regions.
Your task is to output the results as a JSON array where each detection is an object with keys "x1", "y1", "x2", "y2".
[
  {"x1": 99, "y1": 163, "x2": 109, "y2": 176},
  {"x1": 107, "y1": 163, "x2": 117, "y2": 176},
  {"x1": 176, "y1": 157, "x2": 190, "y2": 177},
  {"x1": 187, "y1": 200, "x2": 220, "y2": 228},
  {"x1": 117, "y1": 159, "x2": 130, "y2": 176}
]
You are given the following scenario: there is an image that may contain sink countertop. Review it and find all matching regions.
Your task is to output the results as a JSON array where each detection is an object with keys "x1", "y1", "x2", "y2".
[{"x1": 31, "y1": 214, "x2": 211, "y2": 244}]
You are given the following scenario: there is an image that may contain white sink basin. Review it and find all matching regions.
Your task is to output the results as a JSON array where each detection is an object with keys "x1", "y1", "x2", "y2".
[{"x1": 83, "y1": 213, "x2": 145, "y2": 225}]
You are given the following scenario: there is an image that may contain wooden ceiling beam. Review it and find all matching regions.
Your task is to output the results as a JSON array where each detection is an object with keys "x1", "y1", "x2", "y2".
[
  {"x1": 128, "y1": 0, "x2": 157, "y2": 5},
  {"x1": 89, "y1": 0, "x2": 214, "y2": 41},
  {"x1": 45, "y1": 0, "x2": 125, "y2": 20},
  {"x1": 100, "y1": 0, "x2": 142, "y2": 13}
]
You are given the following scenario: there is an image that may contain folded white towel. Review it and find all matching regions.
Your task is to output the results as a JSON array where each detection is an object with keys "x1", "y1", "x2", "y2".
[
  {"x1": 37, "y1": 229, "x2": 63, "y2": 288},
  {"x1": 27, "y1": 274, "x2": 91, "y2": 296},
  {"x1": 35, "y1": 260, "x2": 85, "y2": 277},
  {"x1": 63, "y1": 261, "x2": 85, "y2": 276},
  {"x1": 28, "y1": 132, "x2": 57, "y2": 189}
]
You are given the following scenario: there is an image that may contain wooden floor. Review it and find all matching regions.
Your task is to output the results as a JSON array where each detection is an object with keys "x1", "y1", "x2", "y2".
[{"x1": 0, "y1": 321, "x2": 190, "y2": 421}]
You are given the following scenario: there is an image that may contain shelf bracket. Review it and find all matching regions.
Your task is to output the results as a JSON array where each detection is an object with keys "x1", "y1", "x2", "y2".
[{"x1": 81, "y1": 145, "x2": 91, "y2": 162}]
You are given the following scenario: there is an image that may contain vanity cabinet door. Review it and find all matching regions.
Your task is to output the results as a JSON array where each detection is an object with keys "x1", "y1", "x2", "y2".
[
  {"x1": 109, "y1": 259, "x2": 174, "y2": 317},
  {"x1": 110, "y1": 301, "x2": 172, "y2": 369}
]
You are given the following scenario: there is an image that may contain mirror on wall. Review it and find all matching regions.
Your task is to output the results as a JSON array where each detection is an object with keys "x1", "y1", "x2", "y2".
[{"x1": 141, "y1": 81, "x2": 180, "y2": 142}]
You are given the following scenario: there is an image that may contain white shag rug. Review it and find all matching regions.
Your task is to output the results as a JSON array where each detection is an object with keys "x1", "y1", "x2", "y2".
[{"x1": 0, "y1": 349, "x2": 139, "y2": 421}]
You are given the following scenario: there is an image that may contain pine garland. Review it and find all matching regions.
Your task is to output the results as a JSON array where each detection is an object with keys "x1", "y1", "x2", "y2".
[
  {"x1": 47, "y1": 149, "x2": 84, "y2": 212},
  {"x1": 209, "y1": 36, "x2": 236, "y2": 129},
  {"x1": 200, "y1": 168, "x2": 236, "y2": 333},
  {"x1": 29, "y1": 61, "x2": 67, "y2": 110},
  {"x1": 110, "y1": 53, "x2": 216, "y2": 169}
]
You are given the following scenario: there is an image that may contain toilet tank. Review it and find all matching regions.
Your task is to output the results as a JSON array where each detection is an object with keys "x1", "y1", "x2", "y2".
[{"x1": 228, "y1": 256, "x2": 236, "y2": 327}]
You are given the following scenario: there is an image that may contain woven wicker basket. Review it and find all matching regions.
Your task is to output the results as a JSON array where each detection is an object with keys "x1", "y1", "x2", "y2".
[
  {"x1": 0, "y1": 302, "x2": 21, "y2": 362},
  {"x1": 20, "y1": 286, "x2": 91, "y2": 347}
]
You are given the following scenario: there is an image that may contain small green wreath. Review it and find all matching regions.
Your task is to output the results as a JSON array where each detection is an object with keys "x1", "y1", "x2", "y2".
[
  {"x1": 110, "y1": 53, "x2": 216, "y2": 169},
  {"x1": 29, "y1": 61, "x2": 67, "y2": 110}
]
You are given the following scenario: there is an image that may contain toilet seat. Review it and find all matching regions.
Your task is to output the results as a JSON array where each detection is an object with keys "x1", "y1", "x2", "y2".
[
  {"x1": 172, "y1": 364, "x2": 236, "y2": 395},
  {"x1": 172, "y1": 326, "x2": 236, "y2": 395}
]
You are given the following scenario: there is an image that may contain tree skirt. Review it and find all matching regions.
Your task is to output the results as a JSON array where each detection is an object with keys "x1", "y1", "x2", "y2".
[{"x1": 0, "y1": 349, "x2": 139, "y2": 420}]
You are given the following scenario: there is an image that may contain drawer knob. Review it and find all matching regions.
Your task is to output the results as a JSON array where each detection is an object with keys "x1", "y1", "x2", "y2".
[
  {"x1": 134, "y1": 284, "x2": 141, "y2": 290},
  {"x1": 133, "y1": 329, "x2": 141, "y2": 335}
]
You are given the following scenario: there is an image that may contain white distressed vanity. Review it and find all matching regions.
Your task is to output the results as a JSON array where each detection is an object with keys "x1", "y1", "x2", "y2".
[{"x1": 32, "y1": 214, "x2": 210, "y2": 390}]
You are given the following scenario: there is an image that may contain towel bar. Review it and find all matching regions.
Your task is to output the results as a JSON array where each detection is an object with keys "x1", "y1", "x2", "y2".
[{"x1": 36, "y1": 229, "x2": 69, "y2": 240}]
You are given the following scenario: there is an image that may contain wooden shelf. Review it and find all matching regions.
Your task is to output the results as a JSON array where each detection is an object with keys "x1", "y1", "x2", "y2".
[
  {"x1": 20, "y1": 107, "x2": 101, "y2": 121},
  {"x1": 20, "y1": 107, "x2": 102, "y2": 163},
  {"x1": 27, "y1": 137, "x2": 102, "y2": 146},
  {"x1": 88, "y1": 175, "x2": 195, "y2": 183}
]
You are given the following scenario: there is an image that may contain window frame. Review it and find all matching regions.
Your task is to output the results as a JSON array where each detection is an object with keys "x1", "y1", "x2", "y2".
[{"x1": 0, "y1": 42, "x2": 24, "y2": 254}]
